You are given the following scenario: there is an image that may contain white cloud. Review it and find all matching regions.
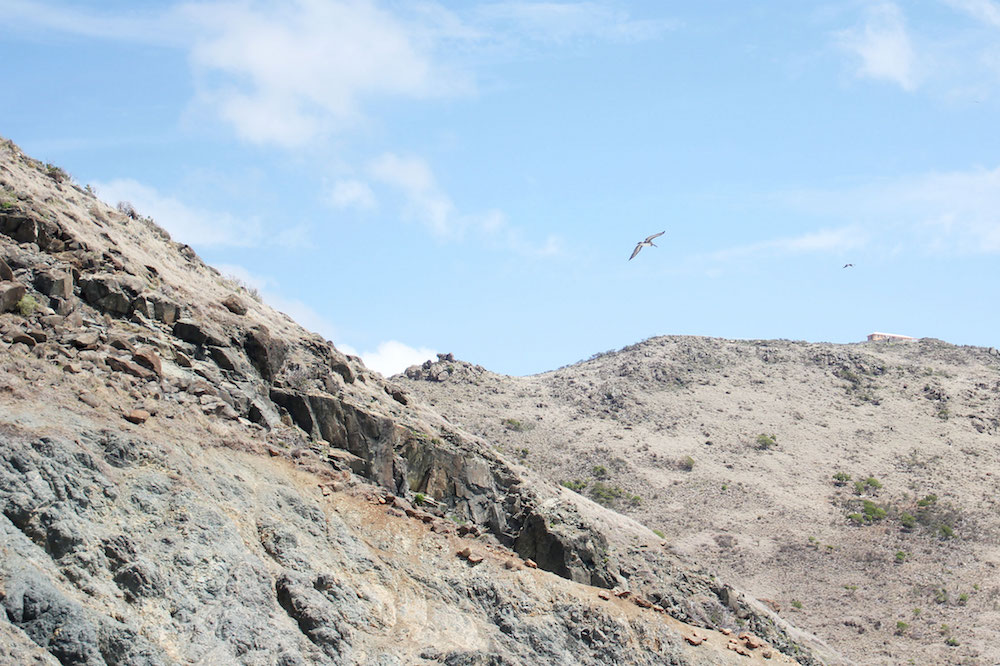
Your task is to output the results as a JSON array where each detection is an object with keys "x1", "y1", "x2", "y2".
[
  {"x1": 945, "y1": 0, "x2": 1000, "y2": 28},
  {"x1": 338, "y1": 340, "x2": 437, "y2": 376},
  {"x1": 366, "y1": 152, "x2": 562, "y2": 255},
  {"x1": 180, "y1": 0, "x2": 470, "y2": 147},
  {"x1": 707, "y1": 227, "x2": 868, "y2": 264},
  {"x1": 93, "y1": 179, "x2": 263, "y2": 247},
  {"x1": 835, "y1": 2, "x2": 918, "y2": 91},
  {"x1": 326, "y1": 179, "x2": 377, "y2": 211},
  {"x1": 777, "y1": 166, "x2": 1000, "y2": 255}
]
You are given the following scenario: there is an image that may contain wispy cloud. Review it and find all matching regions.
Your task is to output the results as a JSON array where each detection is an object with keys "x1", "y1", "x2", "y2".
[
  {"x1": 93, "y1": 179, "x2": 263, "y2": 247},
  {"x1": 326, "y1": 179, "x2": 377, "y2": 211},
  {"x1": 835, "y1": 2, "x2": 918, "y2": 91},
  {"x1": 707, "y1": 227, "x2": 867, "y2": 264},
  {"x1": 779, "y1": 166, "x2": 1000, "y2": 255},
  {"x1": 367, "y1": 151, "x2": 561, "y2": 255},
  {"x1": 944, "y1": 0, "x2": 1000, "y2": 28},
  {"x1": 338, "y1": 340, "x2": 437, "y2": 376},
  {"x1": 472, "y1": 2, "x2": 674, "y2": 45}
]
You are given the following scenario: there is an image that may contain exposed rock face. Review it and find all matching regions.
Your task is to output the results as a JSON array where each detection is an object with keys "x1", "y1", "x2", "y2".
[{"x1": 0, "y1": 137, "x2": 832, "y2": 665}]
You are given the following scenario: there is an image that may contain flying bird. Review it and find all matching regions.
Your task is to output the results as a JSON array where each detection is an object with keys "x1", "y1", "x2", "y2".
[
  {"x1": 843, "y1": 263, "x2": 854, "y2": 268},
  {"x1": 629, "y1": 231, "x2": 665, "y2": 261}
]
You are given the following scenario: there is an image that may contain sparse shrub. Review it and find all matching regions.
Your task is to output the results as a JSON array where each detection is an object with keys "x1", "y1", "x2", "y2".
[
  {"x1": 900, "y1": 512, "x2": 916, "y2": 529},
  {"x1": 589, "y1": 481, "x2": 624, "y2": 505},
  {"x1": 591, "y1": 464, "x2": 608, "y2": 479},
  {"x1": 939, "y1": 524, "x2": 955, "y2": 539},
  {"x1": 502, "y1": 417, "x2": 531, "y2": 432},
  {"x1": 832, "y1": 471, "x2": 851, "y2": 485},
  {"x1": 895, "y1": 551, "x2": 907, "y2": 564},
  {"x1": 912, "y1": 608, "x2": 921, "y2": 617},
  {"x1": 17, "y1": 295, "x2": 38, "y2": 317},
  {"x1": 652, "y1": 529, "x2": 665, "y2": 539},
  {"x1": 847, "y1": 512, "x2": 864, "y2": 524},
  {"x1": 791, "y1": 600, "x2": 803, "y2": 609},
  {"x1": 755, "y1": 433, "x2": 777, "y2": 450},
  {"x1": 945, "y1": 637, "x2": 959, "y2": 647},
  {"x1": 117, "y1": 200, "x2": 139, "y2": 219},
  {"x1": 414, "y1": 492, "x2": 426, "y2": 506},
  {"x1": 895, "y1": 621, "x2": 909, "y2": 635},
  {"x1": 678, "y1": 455, "x2": 695, "y2": 472},
  {"x1": 561, "y1": 479, "x2": 587, "y2": 492},
  {"x1": 937, "y1": 406, "x2": 951, "y2": 421},
  {"x1": 958, "y1": 593, "x2": 968, "y2": 605},
  {"x1": 517, "y1": 447, "x2": 529, "y2": 459},
  {"x1": 864, "y1": 476, "x2": 882, "y2": 490},
  {"x1": 917, "y1": 494, "x2": 938, "y2": 507},
  {"x1": 862, "y1": 500, "x2": 886, "y2": 522},
  {"x1": 44, "y1": 163, "x2": 68, "y2": 183},
  {"x1": 934, "y1": 588, "x2": 948, "y2": 604}
]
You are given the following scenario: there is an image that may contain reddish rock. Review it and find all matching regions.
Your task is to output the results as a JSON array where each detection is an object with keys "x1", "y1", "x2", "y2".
[
  {"x1": 524, "y1": 559, "x2": 538, "y2": 569},
  {"x1": 174, "y1": 350, "x2": 192, "y2": 367},
  {"x1": 78, "y1": 394, "x2": 100, "y2": 408},
  {"x1": 760, "y1": 598, "x2": 782, "y2": 613},
  {"x1": 457, "y1": 547, "x2": 472, "y2": 559},
  {"x1": 68, "y1": 330, "x2": 101, "y2": 349},
  {"x1": 11, "y1": 333, "x2": 36, "y2": 348},
  {"x1": 762, "y1": 648, "x2": 773, "y2": 659},
  {"x1": 467, "y1": 554, "x2": 484, "y2": 565},
  {"x1": 614, "y1": 589, "x2": 631, "y2": 598},
  {"x1": 132, "y1": 348, "x2": 162, "y2": 377},
  {"x1": 109, "y1": 337, "x2": 136, "y2": 353},
  {"x1": 683, "y1": 632, "x2": 705, "y2": 646},
  {"x1": 106, "y1": 356, "x2": 155, "y2": 380},
  {"x1": 740, "y1": 633, "x2": 765, "y2": 649},
  {"x1": 124, "y1": 409, "x2": 150, "y2": 424},
  {"x1": 633, "y1": 597, "x2": 653, "y2": 609},
  {"x1": 720, "y1": 628, "x2": 732, "y2": 636},
  {"x1": 0, "y1": 280, "x2": 26, "y2": 312},
  {"x1": 597, "y1": 590, "x2": 611, "y2": 600},
  {"x1": 504, "y1": 559, "x2": 522, "y2": 570},
  {"x1": 222, "y1": 295, "x2": 247, "y2": 315},
  {"x1": 62, "y1": 362, "x2": 82, "y2": 374},
  {"x1": 727, "y1": 640, "x2": 751, "y2": 657}
]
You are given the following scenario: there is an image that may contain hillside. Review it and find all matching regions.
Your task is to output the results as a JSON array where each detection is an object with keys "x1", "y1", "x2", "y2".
[
  {"x1": 0, "y1": 137, "x2": 841, "y2": 664},
  {"x1": 398, "y1": 336, "x2": 1000, "y2": 665}
]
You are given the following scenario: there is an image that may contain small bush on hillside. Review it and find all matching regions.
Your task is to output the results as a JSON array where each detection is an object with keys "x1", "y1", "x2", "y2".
[
  {"x1": 589, "y1": 481, "x2": 623, "y2": 505},
  {"x1": 895, "y1": 621, "x2": 909, "y2": 635},
  {"x1": 900, "y1": 512, "x2": 916, "y2": 529},
  {"x1": 755, "y1": 434, "x2": 777, "y2": 450},
  {"x1": 17, "y1": 295, "x2": 38, "y2": 317},
  {"x1": 832, "y1": 471, "x2": 851, "y2": 485},
  {"x1": 117, "y1": 201, "x2": 139, "y2": 219},
  {"x1": 44, "y1": 163, "x2": 68, "y2": 183},
  {"x1": 501, "y1": 417, "x2": 532, "y2": 432},
  {"x1": 591, "y1": 465, "x2": 608, "y2": 479},
  {"x1": 678, "y1": 455, "x2": 695, "y2": 472},
  {"x1": 561, "y1": 479, "x2": 587, "y2": 492}
]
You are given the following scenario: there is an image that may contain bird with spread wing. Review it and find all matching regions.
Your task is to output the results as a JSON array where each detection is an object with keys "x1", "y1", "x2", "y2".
[{"x1": 629, "y1": 231, "x2": 665, "y2": 260}]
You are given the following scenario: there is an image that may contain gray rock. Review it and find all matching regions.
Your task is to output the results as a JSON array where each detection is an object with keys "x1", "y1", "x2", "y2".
[{"x1": 0, "y1": 280, "x2": 26, "y2": 312}]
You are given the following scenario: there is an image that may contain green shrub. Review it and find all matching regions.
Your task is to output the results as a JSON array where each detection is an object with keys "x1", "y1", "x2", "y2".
[
  {"x1": 17, "y1": 295, "x2": 38, "y2": 317},
  {"x1": 895, "y1": 621, "x2": 909, "y2": 635},
  {"x1": 652, "y1": 529, "x2": 665, "y2": 539},
  {"x1": 958, "y1": 593, "x2": 968, "y2": 605},
  {"x1": 832, "y1": 471, "x2": 851, "y2": 485},
  {"x1": 678, "y1": 455, "x2": 695, "y2": 471},
  {"x1": 414, "y1": 492, "x2": 426, "y2": 506},
  {"x1": 44, "y1": 163, "x2": 68, "y2": 183},
  {"x1": 847, "y1": 512, "x2": 864, "y2": 524},
  {"x1": 561, "y1": 479, "x2": 587, "y2": 492},
  {"x1": 917, "y1": 494, "x2": 938, "y2": 507},
  {"x1": 862, "y1": 500, "x2": 886, "y2": 522},
  {"x1": 589, "y1": 481, "x2": 624, "y2": 505},
  {"x1": 755, "y1": 434, "x2": 777, "y2": 450},
  {"x1": 900, "y1": 512, "x2": 916, "y2": 529},
  {"x1": 939, "y1": 524, "x2": 955, "y2": 539},
  {"x1": 791, "y1": 600, "x2": 802, "y2": 609},
  {"x1": 895, "y1": 551, "x2": 907, "y2": 564},
  {"x1": 945, "y1": 637, "x2": 959, "y2": 647},
  {"x1": 501, "y1": 417, "x2": 533, "y2": 432},
  {"x1": 591, "y1": 464, "x2": 608, "y2": 479}
]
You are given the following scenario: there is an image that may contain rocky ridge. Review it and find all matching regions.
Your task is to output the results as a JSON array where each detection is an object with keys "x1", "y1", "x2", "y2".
[
  {"x1": 398, "y1": 335, "x2": 1000, "y2": 665},
  {"x1": 0, "y1": 137, "x2": 836, "y2": 664}
]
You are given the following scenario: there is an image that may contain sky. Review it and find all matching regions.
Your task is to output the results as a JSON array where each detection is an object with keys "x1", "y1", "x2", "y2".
[{"x1": 2, "y1": 0, "x2": 999, "y2": 376}]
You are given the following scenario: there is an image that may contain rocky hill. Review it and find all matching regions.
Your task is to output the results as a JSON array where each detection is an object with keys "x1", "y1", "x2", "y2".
[
  {"x1": 398, "y1": 335, "x2": 1000, "y2": 665},
  {"x1": 0, "y1": 137, "x2": 841, "y2": 664}
]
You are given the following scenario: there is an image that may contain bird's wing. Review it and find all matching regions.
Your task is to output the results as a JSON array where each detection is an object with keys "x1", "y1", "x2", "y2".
[
  {"x1": 646, "y1": 231, "x2": 666, "y2": 242},
  {"x1": 629, "y1": 244, "x2": 643, "y2": 260}
]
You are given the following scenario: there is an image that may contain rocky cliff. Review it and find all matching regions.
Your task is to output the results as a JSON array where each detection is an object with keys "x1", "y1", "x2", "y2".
[{"x1": 0, "y1": 136, "x2": 838, "y2": 664}]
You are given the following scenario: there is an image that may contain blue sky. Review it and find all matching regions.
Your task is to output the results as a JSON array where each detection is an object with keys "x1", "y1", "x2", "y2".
[{"x1": 3, "y1": 1, "x2": 999, "y2": 375}]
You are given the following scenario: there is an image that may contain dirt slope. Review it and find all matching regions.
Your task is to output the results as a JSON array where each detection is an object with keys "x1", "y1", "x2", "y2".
[{"x1": 398, "y1": 336, "x2": 1000, "y2": 665}]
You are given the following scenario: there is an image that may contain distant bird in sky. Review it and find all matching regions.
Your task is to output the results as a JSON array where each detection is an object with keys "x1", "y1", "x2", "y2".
[
  {"x1": 629, "y1": 231, "x2": 665, "y2": 261},
  {"x1": 843, "y1": 263, "x2": 854, "y2": 268}
]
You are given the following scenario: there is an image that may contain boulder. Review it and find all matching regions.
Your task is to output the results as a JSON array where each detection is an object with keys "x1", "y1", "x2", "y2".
[
  {"x1": 243, "y1": 325, "x2": 286, "y2": 381},
  {"x1": 222, "y1": 295, "x2": 247, "y2": 315},
  {"x1": 78, "y1": 274, "x2": 140, "y2": 315},
  {"x1": 34, "y1": 270, "x2": 73, "y2": 300},
  {"x1": 123, "y1": 409, "x2": 150, "y2": 424},
  {"x1": 0, "y1": 257, "x2": 12, "y2": 281},
  {"x1": 173, "y1": 318, "x2": 227, "y2": 347},
  {"x1": 106, "y1": 356, "x2": 155, "y2": 380},
  {"x1": 132, "y1": 349, "x2": 162, "y2": 377},
  {"x1": 0, "y1": 281, "x2": 26, "y2": 312}
]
